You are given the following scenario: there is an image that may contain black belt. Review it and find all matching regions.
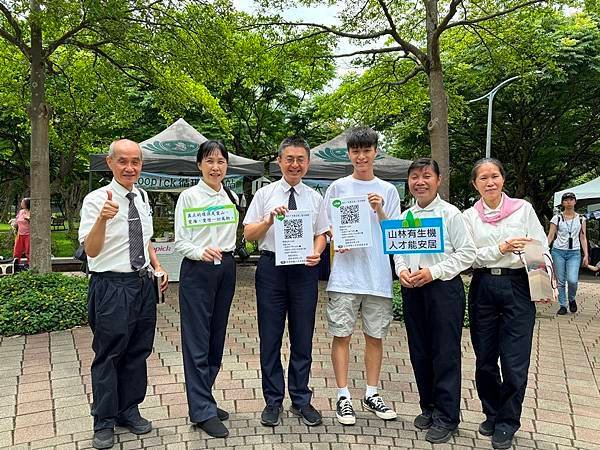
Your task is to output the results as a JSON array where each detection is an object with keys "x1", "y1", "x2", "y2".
[
  {"x1": 260, "y1": 250, "x2": 275, "y2": 257},
  {"x1": 473, "y1": 267, "x2": 526, "y2": 276},
  {"x1": 221, "y1": 251, "x2": 234, "y2": 257},
  {"x1": 92, "y1": 266, "x2": 153, "y2": 279}
]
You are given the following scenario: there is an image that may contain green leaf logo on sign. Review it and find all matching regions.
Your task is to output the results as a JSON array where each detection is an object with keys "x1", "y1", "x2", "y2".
[
  {"x1": 402, "y1": 211, "x2": 422, "y2": 228},
  {"x1": 142, "y1": 140, "x2": 199, "y2": 156},
  {"x1": 276, "y1": 214, "x2": 285, "y2": 221},
  {"x1": 332, "y1": 199, "x2": 342, "y2": 208}
]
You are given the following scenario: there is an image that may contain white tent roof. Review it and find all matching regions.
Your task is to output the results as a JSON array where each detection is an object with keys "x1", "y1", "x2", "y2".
[{"x1": 553, "y1": 176, "x2": 600, "y2": 207}]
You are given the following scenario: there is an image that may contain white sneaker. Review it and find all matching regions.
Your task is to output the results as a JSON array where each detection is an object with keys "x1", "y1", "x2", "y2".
[
  {"x1": 362, "y1": 394, "x2": 397, "y2": 420},
  {"x1": 336, "y1": 396, "x2": 356, "y2": 425}
]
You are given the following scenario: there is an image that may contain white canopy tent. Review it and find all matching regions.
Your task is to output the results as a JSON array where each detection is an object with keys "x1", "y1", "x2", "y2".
[{"x1": 553, "y1": 176, "x2": 600, "y2": 209}]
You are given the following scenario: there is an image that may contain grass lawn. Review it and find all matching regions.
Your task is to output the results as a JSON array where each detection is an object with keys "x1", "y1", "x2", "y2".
[{"x1": 0, "y1": 224, "x2": 79, "y2": 258}]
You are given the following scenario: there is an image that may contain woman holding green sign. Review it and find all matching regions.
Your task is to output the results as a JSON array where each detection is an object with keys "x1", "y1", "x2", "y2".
[
  {"x1": 174, "y1": 140, "x2": 238, "y2": 439},
  {"x1": 393, "y1": 157, "x2": 476, "y2": 444}
]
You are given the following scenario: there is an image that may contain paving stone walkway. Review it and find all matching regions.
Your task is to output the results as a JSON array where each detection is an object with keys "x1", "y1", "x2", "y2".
[{"x1": 1, "y1": 266, "x2": 600, "y2": 450}]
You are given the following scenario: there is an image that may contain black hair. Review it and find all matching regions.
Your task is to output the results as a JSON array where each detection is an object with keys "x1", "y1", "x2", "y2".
[
  {"x1": 278, "y1": 136, "x2": 310, "y2": 158},
  {"x1": 471, "y1": 158, "x2": 505, "y2": 182},
  {"x1": 22, "y1": 197, "x2": 30, "y2": 209},
  {"x1": 346, "y1": 127, "x2": 378, "y2": 150},
  {"x1": 408, "y1": 157, "x2": 440, "y2": 177},
  {"x1": 197, "y1": 140, "x2": 228, "y2": 164}
]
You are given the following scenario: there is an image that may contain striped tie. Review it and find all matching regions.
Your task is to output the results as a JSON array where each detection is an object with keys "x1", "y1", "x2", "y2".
[
  {"x1": 126, "y1": 192, "x2": 146, "y2": 270},
  {"x1": 288, "y1": 187, "x2": 297, "y2": 210}
]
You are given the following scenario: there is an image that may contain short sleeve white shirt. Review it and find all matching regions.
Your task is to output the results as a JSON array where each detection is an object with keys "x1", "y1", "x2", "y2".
[
  {"x1": 323, "y1": 176, "x2": 401, "y2": 298},
  {"x1": 243, "y1": 179, "x2": 329, "y2": 252},
  {"x1": 174, "y1": 180, "x2": 239, "y2": 260},
  {"x1": 78, "y1": 179, "x2": 153, "y2": 273},
  {"x1": 550, "y1": 214, "x2": 584, "y2": 250}
]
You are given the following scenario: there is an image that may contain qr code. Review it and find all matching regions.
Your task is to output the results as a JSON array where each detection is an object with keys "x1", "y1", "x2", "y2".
[
  {"x1": 340, "y1": 204, "x2": 360, "y2": 225},
  {"x1": 284, "y1": 219, "x2": 303, "y2": 239}
]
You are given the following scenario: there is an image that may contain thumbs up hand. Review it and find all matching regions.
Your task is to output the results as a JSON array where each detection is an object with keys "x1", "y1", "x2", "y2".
[{"x1": 100, "y1": 190, "x2": 119, "y2": 221}]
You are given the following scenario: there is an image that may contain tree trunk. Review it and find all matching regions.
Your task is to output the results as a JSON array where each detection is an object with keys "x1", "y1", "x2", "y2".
[
  {"x1": 29, "y1": 0, "x2": 52, "y2": 273},
  {"x1": 425, "y1": 0, "x2": 450, "y2": 200}
]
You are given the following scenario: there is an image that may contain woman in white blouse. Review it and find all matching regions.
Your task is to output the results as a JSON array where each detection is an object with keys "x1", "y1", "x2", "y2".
[
  {"x1": 463, "y1": 158, "x2": 549, "y2": 450},
  {"x1": 394, "y1": 158, "x2": 476, "y2": 444}
]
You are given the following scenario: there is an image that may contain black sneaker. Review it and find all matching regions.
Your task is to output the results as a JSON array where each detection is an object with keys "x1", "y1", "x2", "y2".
[
  {"x1": 115, "y1": 415, "x2": 152, "y2": 434},
  {"x1": 425, "y1": 425, "x2": 457, "y2": 443},
  {"x1": 92, "y1": 428, "x2": 114, "y2": 449},
  {"x1": 198, "y1": 416, "x2": 228, "y2": 438},
  {"x1": 492, "y1": 429, "x2": 515, "y2": 449},
  {"x1": 557, "y1": 306, "x2": 568, "y2": 315},
  {"x1": 413, "y1": 411, "x2": 433, "y2": 430},
  {"x1": 478, "y1": 418, "x2": 495, "y2": 436},
  {"x1": 362, "y1": 394, "x2": 397, "y2": 420},
  {"x1": 217, "y1": 407, "x2": 229, "y2": 421},
  {"x1": 569, "y1": 301, "x2": 578, "y2": 313},
  {"x1": 260, "y1": 404, "x2": 283, "y2": 427},
  {"x1": 336, "y1": 396, "x2": 356, "y2": 425},
  {"x1": 290, "y1": 403, "x2": 322, "y2": 426}
]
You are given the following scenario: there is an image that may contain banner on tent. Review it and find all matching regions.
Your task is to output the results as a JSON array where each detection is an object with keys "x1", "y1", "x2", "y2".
[{"x1": 136, "y1": 172, "x2": 243, "y2": 193}]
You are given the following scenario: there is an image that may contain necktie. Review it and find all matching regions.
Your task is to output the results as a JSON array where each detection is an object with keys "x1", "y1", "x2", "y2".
[
  {"x1": 126, "y1": 192, "x2": 146, "y2": 270},
  {"x1": 288, "y1": 187, "x2": 297, "y2": 210}
]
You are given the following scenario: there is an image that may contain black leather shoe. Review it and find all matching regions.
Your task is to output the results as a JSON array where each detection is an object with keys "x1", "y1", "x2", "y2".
[
  {"x1": 569, "y1": 301, "x2": 578, "y2": 313},
  {"x1": 116, "y1": 415, "x2": 152, "y2": 434},
  {"x1": 478, "y1": 418, "x2": 495, "y2": 436},
  {"x1": 261, "y1": 404, "x2": 283, "y2": 427},
  {"x1": 198, "y1": 416, "x2": 229, "y2": 438},
  {"x1": 492, "y1": 429, "x2": 515, "y2": 449},
  {"x1": 425, "y1": 425, "x2": 457, "y2": 443},
  {"x1": 290, "y1": 404, "x2": 322, "y2": 426},
  {"x1": 217, "y1": 407, "x2": 229, "y2": 421},
  {"x1": 413, "y1": 411, "x2": 433, "y2": 430},
  {"x1": 557, "y1": 306, "x2": 568, "y2": 315},
  {"x1": 92, "y1": 428, "x2": 114, "y2": 449}
]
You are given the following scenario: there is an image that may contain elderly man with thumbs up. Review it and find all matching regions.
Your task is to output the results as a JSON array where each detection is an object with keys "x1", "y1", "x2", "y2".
[{"x1": 79, "y1": 139, "x2": 168, "y2": 449}]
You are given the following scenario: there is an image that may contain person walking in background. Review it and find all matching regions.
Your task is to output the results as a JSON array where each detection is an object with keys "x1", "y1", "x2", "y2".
[
  {"x1": 547, "y1": 192, "x2": 589, "y2": 314},
  {"x1": 394, "y1": 158, "x2": 476, "y2": 444},
  {"x1": 175, "y1": 140, "x2": 238, "y2": 438},
  {"x1": 463, "y1": 158, "x2": 550, "y2": 450},
  {"x1": 12, "y1": 197, "x2": 31, "y2": 265}
]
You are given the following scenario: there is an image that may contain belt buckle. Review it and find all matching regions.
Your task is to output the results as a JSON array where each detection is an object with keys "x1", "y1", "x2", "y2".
[
  {"x1": 138, "y1": 267, "x2": 151, "y2": 278},
  {"x1": 490, "y1": 268, "x2": 502, "y2": 276}
]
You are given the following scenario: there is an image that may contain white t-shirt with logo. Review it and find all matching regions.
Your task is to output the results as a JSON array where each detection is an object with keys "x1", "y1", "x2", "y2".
[
  {"x1": 551, "y1": 214, "x2": 584, "y2": 251},
  {"x1": 323, "y1": 175, "x2": 401, "y2": 298}
]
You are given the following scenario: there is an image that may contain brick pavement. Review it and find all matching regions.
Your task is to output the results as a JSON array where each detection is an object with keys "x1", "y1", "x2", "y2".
[{"x1": 1, "y1": 266, "x2": 600, "y2": 450}]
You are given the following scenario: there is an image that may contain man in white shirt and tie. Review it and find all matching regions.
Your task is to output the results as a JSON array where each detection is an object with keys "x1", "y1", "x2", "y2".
[
  {"x1": 79, "y1": 139, "x2": 168, "y2": 449},
  {"x1": 244, "y1": 136, "x2": 329, "y2": 428}
]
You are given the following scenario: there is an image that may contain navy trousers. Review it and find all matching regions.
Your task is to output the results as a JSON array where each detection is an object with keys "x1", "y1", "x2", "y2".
[
  {"x1": 88, "y1": 271, "x2": 157, "y2": 431},
  {"x1": 179, "y1": 255, "x2": 236, "y2": 423},
  {"x1": 469, "y1": 270, "x2": 535, "y2": 434},
  {"x1": 255, "y1": 253, "x2": 319, "y2": 408},
  {"x1": 402, "y1": 276, "x2": 465, "y2": 430}
]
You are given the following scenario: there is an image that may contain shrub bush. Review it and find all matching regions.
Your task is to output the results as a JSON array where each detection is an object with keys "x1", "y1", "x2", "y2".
[
  {"x1": 0, "y1": 272, "x2": 89, "y2": 336},
  {"x1": 392, "y1": 279, "x2": 471, "y2": 328}
]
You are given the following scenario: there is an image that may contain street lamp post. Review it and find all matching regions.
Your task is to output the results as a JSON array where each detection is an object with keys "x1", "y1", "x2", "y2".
[{"x1": 468, "y1": 75, "x2": 521, "y2": 158}]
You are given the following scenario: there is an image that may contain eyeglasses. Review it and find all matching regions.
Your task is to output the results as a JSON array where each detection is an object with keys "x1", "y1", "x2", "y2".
[{"x1": 282, "y1": 156, "x2": 307, "y2": 165}]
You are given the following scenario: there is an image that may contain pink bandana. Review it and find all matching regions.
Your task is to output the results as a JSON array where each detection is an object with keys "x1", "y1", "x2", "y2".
[{"x1": 474, "y1": 192, "x2": 525, "y2": 225}]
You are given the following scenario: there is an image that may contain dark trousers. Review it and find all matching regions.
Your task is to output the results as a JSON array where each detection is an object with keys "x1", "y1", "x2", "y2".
[
  {"x1": 402, "y1": 276, "x2": 465, "y2": 429},
  {"x1": 469, "y1": 270, "x2": 535, "y2": 434},
  {"x1": 179, "y1": 255, "x2": 236, "y2": 423},
  {"x1": 256, "y1": 253, "x2": 319, "y2": 408},
  {"x1": 88, "y1": 272, "x2": 157, "y2": 431}
]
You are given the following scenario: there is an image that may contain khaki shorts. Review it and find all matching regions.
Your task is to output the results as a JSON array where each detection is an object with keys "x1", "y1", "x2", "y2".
[{"x1": 326, "y1": 291, "x2": 393, "y2": 339}]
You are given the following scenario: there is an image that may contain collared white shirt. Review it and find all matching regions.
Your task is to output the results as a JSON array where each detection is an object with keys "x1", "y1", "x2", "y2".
[
  {"x1": 463, "y1": 197, "x2": 549, "y2": 269},
  {"x1": 393, "y1": 195, "x2": 476, "y2": 281},
  {"x1": 323, "y1": 175, "x2": 401, "y2": 298},
  {"x1": 79, "y1": 179, "x2": 153, "y2": 273},
  {"x1": 174, "y1": 179, "x2": 238, "y2": 260},
  {"x1": 243, "y1": 178, "x2": 329, "y2": 252}
]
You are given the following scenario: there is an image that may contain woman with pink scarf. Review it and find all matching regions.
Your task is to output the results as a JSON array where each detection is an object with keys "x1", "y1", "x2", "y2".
[{"x1": 463, "y1": 158, "x2": 549, "y2": 450}]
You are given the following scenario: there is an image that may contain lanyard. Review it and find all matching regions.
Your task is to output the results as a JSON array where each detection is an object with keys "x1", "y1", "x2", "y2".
[{"x1": 561, "y1": 213, "x2": 577, "y2": 237}]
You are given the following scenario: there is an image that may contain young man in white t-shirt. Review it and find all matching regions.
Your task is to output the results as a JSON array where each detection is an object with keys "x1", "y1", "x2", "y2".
[{"x1": 323, "y1": 127, "x2": 401, "y2": 425}]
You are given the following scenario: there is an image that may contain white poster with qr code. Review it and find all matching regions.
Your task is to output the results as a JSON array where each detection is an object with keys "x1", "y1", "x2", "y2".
[
  {"x1": 330, "y1": 196, "x2": 373, "y2": 249},
  {"x1": 273, "y1": 210, "x2": 314, "y2": 266}
]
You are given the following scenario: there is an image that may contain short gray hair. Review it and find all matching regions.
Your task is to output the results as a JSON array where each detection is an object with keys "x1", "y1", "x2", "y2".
[
  {"x1": 277, "y1": 136, "x2": 310, "y2": 158},
  {"x1": 108, "y1": 139, "x2": 143, "y2": 160}
]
